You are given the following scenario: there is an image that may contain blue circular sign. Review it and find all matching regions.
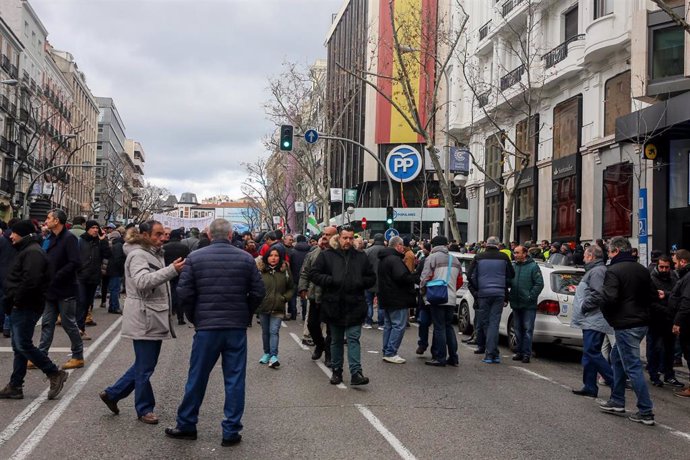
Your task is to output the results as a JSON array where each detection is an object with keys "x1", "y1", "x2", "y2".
[
  {"x1": 384, "y1": 228, "x2": 399, "y2": 241},
  {"x1": 385, "y1": 145, "x2": 422, "y2": 183},
  {"x1": 304, "y1": 129, "x2": 319, "y2": 144}
]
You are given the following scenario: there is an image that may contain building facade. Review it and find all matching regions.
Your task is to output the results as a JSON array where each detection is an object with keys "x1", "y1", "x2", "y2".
[{"x1": 95, "y1": 96, "x2": 127, "y2": 223}]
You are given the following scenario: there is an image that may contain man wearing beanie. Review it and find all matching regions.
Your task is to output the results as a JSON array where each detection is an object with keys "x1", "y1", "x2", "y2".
[
  {"x1": 467, "y1": 236, "x2": 515, "y2": 364},
  {"x1": 0, "y1": 221, "x2": 69, "y2": 400},
  {"x1": 76, "y1": 220, "x2": 111, "y2": 336},
  {"x1": 420, "y1": 236, "x2": 463, "y2": 366}
]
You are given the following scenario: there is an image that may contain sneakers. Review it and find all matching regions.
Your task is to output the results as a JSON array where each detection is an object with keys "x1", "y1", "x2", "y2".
[
  {"x1": 99, "y1": 391, "x2": 120, "y2": 415},
  {"x1": 268, "y1": 356, "x2": 280, "y2": 368},
  {"x1": 664, "y1": 377, "x2": 684, "y2": 388},
  {"x1": 674, "y1": 387, "x2": 690, "y2": 398},
  {"x1": 350, "y1": 371, "x2": 369, "y2": 385},
  {"x1": 482, "y1": 356, "x2": 500, "y2": 364},
  {"x1": 0, "y1": 383, "x2": 24, "y2": 399},
  {"x1": 258, "y1": 353, "x2": 270, "y2": 365},
  {"x1": 301, "y1": 338, "x2": 314, "y2": 346},
  {"x1": 599, "y1": 400, "x2": 625, "y2": 414},
  {"x1": 330, "y1": 369, "x2": 343, "y2": 385},
  {"x1": 362, "y1": 324, "x2": 373, "y2": 329},
  {"x1": 62, "y1": 358, "x2": 85, "y2": 369},
  {"x1": 47, "y1": 370, "x2": 68, "y2": 400},
  {"x1": 628, "y1": 411, "x2": 655, "y2": 426},
  {"x1": 376, "y1": 326, "x2": 384, "y2": 331},
  {"x1": 382, "y1": 355, "x2": 406, "y2": 364},
  {"x1": 221, "y1": 433, "x2": 242, "y2": 446}
]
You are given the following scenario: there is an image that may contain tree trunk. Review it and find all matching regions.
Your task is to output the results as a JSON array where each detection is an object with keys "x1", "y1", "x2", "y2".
[{"x1": 503, "y1": 187, "x2": 516, "y2": 246}]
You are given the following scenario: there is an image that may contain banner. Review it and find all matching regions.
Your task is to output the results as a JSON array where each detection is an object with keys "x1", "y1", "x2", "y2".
[
  {"x1": 306, "y1": 214, "x2": 320, "y2": 235},
  {"x1": 152, "y1": 214, "x2": 215, "y2": 231}
]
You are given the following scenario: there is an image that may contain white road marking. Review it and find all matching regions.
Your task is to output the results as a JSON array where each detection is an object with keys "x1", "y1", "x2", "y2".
[
  {"x1": 410, "y1": 322, "x2": 419, "y2": 328},
  {"x1": 289, "y1": 332, "x2": 346, "y2": 389},
  {"x1": 355, "y1": 404, "x2": 417, "y2": 460},
  {"x1": 367, "y1": 350, "x2": 380, "y2": 354},
  {"x1": 658, "y1": 423, "x2": 690, "y2": 442},
  {"x1": 0, "y1": 317, "x2": 122, "y2": 447},
  {"x1": 510, "y1": 366, "x2": 572, "y2": 390},
  {"x1": 0, "y1": 347, "x2": 82, "y2": 353},
  {"x1": 10, "y1": 331, "x2": 123, "y2": 460}
]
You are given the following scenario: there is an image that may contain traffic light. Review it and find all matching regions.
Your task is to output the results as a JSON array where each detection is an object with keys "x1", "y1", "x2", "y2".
[
  {"x1": 280, "y1": 124, "x2": 293, "y2": 151},
  {"x1": 386, "y1": 206, "x2": 394, "y2": 227}
]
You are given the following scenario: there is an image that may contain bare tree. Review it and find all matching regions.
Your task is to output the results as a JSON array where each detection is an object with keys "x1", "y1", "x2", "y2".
[
  {"x1": 241, "y1": 155, "x2": 291, "y2": 231},
  {"x1": 95, "y1": 153, "x2": 126, "y2": 223},
  {"x1": 132, "y1": 180, "x2": 170, "y2": 223}
]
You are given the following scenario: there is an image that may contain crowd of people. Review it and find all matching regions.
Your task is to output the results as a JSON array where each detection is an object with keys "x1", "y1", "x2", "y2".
[{"x1": 1, "y1": 212, "x2": 690, "y2": 444}]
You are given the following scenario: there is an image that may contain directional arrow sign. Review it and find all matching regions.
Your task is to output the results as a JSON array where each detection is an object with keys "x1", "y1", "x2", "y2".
[{"x1": 304, "y1": 129, "x2": 319, "y2": 144}]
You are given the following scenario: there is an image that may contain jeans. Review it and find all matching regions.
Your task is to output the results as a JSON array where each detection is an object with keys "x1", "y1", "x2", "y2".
[
  {"x1": 77, "y1": 281, "x2": 99, "y2": 330},
  {"x1": 176, "y1": 329, "x2": 247, "y2": 439},
  {"x1": 382, "y1": 308, "x2": 407, "y2": 357},
  {"x1": 10, "y1": 308, "x2": 59, "y2": 387},
  {"x1": 512, "y1": 309, "x2": 537, "y2": 358},
  {"x1": 479, "y1": 296, "x2": 504, "y2": 360},
  {"x1": 610, "y1": 327, "x2": 653, "y2": 415},
  {"x1": 646, "y1": 327, "x2": 676, "y2": 381},
  {"x1": 474, "y1": 306, "x2": 486, "y2": 351},
  {"x1": 307, "y1": 302, "x2": 331, "y2": 355},
  {"x1": 105, "y1": 340, "x2": 162, "y2": 417},
  {"x1": 101, "y1": 275, "x2": 110, "y2": 304},
  {"x1": 108, "y1": 276, "x2": 122, "y2": 312},
  {"x1": 260, "y1": 314, "x2": 282, "y2": 356},
  {"x1": 417, "y1": 307, "x2": 431, "y2": 350},
  {"x1": 581, "y1": 329, "x2": 613, "y2": 395},
  {"x1": 330, "y1": 324, "x2": 362, "y2": 375},
  {"x1": 39, "y1": 297, "x2": 83, "y2": 360},
  {"x1": 365, "y1": 291, "x2": 383, "y2": 326},
  {"x1": 287, "y1": 290, "x2": 297, "y2": 320},
  {"x1": 430, "y1": 305, "x2": 458, "y2": 363}
]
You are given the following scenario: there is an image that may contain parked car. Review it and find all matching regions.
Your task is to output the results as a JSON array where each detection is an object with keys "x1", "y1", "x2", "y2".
[
  {"x1": 459, "y1": 261, "x2": 585, "y2": 350},
  {"x1": 449, "y1": 252, "x2": 474, "y2": 332}
]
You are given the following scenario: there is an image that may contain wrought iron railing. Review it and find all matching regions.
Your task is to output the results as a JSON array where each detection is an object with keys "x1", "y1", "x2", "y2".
[
  {"x1": 542, "y1": 34, "x2": 585, "y2": 69},
  {"x1": 502, "y1": 0, "x2": 524, "y2": 17},
  {"x1": 477, "y1": 91, "x2": 490, "y2": 108},
  {"x1": 479, "y1": 21, "x2": 491, "y2": 41},
  {"x1": 500, "y1": 64, "x2": 526, "y2": 90}
]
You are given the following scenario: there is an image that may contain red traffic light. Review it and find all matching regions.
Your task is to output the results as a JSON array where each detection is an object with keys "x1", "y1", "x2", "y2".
[{"x1": 361, "y1": 217, "x2": 367, "y2": 229}]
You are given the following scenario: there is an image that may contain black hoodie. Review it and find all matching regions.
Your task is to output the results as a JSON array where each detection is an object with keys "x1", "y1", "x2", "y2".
[
  {"x1": 377, "y1": 247, "x2": 417, "y2": 310},
  {"x1": 4, "y1": 236, "x2": 51, "y2": 313}
]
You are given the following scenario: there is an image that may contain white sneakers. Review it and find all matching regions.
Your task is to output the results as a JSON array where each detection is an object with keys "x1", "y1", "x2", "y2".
[{"x1": 382, "y1": 355, "x2": 406, "y2": 364}]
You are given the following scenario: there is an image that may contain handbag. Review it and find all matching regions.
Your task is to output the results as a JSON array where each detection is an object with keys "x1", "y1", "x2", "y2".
[{"x1": 425, "y1": 254, "x2": 452, "y2": 305}]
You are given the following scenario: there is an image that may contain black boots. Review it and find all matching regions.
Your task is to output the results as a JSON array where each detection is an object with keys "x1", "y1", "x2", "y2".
[
  {"x1": 329, "y1": 369, "x2": 343, "y2": 385},
  {"x1": 350, "y1": 371, "x2": 369, "y2": 386}
]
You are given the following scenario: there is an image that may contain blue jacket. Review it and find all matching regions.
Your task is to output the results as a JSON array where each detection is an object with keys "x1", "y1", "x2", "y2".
[
  {"x1": 177, "y1": 239, "x2": 265, "y2": 330},
  {"x1": 44, "y1": 227, "x2": 81, "y2": 301},
  {"x1": 467, "y1": 247, "x2": 514, "y2": 299}
]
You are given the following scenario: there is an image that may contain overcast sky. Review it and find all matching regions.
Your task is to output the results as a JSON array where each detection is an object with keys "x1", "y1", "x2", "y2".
[{"x1": 30, "y1": 0, "x2": 341, "y2": 200}]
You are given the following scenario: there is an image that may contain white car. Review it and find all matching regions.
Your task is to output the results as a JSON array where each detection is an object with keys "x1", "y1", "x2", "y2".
[{"x1": 457, "y1": 260, "x2": 585, "y2": 350}]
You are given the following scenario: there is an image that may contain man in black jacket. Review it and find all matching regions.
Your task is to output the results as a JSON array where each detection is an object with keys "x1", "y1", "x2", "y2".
[
  {"x1": 363, "y1": 233, "x2": 386, "y2": 329},
  {"x1": 596, "y1": 237, "x2": 658, "y2": 426},
  {"x1": 377, "y1": 236, "x2": 417, "y2": 364},
  {"x1": 311, "y1": 225, "x2": 376, "y2": 385},
  {"x1": 163, "y1": 229, "x2": 190, "y2": 324},
  {"x1": 38, "y1": 209, "x2": 84, "y2": 370},
  {"x1": 288, "y1": 235, "x2": 310, "y2": 321},
  {"x1": 0, "y1": 226, "x2": 16, "y2": 338},
  {"x1": 76, "y1": 220, "x2": 111, "y2": 335},
  {"x1": 105, "y1": 231, "x2": 126, "y2": 314},
  {"x1": 0, "y1": 220, "x2": 68, "y2": 400},
  {"x1": 670, "y1": 249, "x2": 690, "y2": 397}
]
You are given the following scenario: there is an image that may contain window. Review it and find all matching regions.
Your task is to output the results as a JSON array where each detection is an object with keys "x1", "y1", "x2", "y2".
[
  {"x1": 669, "y1": 140, "x2": 690, "y2": 208},
  {"x1": 516, "y1": 186, "x2": 535, "y2": 221},
  {"x1": 652, "y1": 26, "x2": 684, "y2": 79},
  {"x1": 553, "y1": 96, "x2": 581, "y2": 159},
  {"x1": 552, "y1": 175, "x2": 577, "y2": 239},
  {"x1": 602, "y1": 163, "x2": 633, "y2": 238},
  {"x1": 593, "y1": 0, "x2": 613, "y2": 19},
  {"x1": 515, "y1": 115, "x2": 538, "y2": 170},
  {"x1": 484, "y1": 194, "x2": 502, "y2": 238},
  {"x1": 604, "y1": 71, "x2": 631, "y2": 136},
  {"x1": 564, "y1": 6, "x2": 579, "y2": 41},
  {"x1": 484, "y1": 133, "x2": 504, "y2": 181}
]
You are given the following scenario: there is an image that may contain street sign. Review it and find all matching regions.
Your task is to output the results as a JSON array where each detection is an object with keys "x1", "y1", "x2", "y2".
[
  {"x1": 385, "y1": 145, "x2": 423, "y2": 183},
  {"x1": 294, "y1": 201, "x2": 305, "y2": 212},
  {"x1": 384, "y1": 228, "x2": 399, "y2": 241},
  {"x1": 330, "y1": 188, "x2": 342, "y2": 202},
  {"x1": 304, "y1": 129, "x2": 319, "y2": 144},
  {"x1": 361, "y1": 217, "x2": 367, "y2": 229},
  {"x1": 345, "y1": 189, "x2": 357, "y2": 204},
  {"x1": 272, "y1": 216, "x2": 281, "y2": 224}
]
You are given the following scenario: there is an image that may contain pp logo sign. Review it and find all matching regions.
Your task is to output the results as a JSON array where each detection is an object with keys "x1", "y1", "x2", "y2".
[{"x1": 385, "y1": 145, "x2": 422, "y2": 183}]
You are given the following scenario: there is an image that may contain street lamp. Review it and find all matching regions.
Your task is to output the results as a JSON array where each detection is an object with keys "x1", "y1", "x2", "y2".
[
  {"x1": 22, "y1": 161, "x2": 98, "y2": 218},
  {"x1": 346, "y1": 205, "x2": 355, "y2": 224}
]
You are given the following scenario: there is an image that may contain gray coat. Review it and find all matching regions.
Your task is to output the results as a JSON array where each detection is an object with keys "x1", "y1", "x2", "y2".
[
  {"x1": 419, "y1": 246, "x2": 462, "y2": 307},
  {"x1": 298, "y1": 246, "x2": 323, "y2": 302},
  {"x1": 570, "y1": 259, "x2": 613, "y2": 334},
  {"x1": 121, "y1": 234, "x2": 179, "y2": 341},
  {"x1": 365, "y1": 241, "x2": 386, "y2": 293}
]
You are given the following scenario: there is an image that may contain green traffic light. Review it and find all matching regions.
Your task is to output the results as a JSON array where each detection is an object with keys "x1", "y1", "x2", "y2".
[{"x1": 283, "y1": 141, "x2": 290, "y2": 148}]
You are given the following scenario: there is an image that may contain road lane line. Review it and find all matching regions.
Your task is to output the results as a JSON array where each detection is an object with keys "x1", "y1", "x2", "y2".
[
  {"x1": 355, "y1": 404, "x2": 417, "y2": 460},
  {"x1": 658, "y1": 423, "x2": 690, "y2": 442},
  {"x1": 10, "y1": 331, "x2": 123, "y2": 460},
  {"x1": 289, "y1": 332, "x2": 346, "y2": 389},
  {"x1": 0, "y1": 317, "x2": 122, "y2": 447}
]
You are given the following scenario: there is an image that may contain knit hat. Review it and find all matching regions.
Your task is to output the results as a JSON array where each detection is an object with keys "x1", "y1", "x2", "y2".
[
  {"x1": 431, "y1": 235, "x2": 448, "y2": 247},
  {"x1": 11, "y1": 220, "x2": 36, "y2": 238},
  {"x1": 85, "y1": 220, "x2": 101, "y2": 231},
  {"x1": 373, "y1": 233, "x2": 385, "y2": 243}
]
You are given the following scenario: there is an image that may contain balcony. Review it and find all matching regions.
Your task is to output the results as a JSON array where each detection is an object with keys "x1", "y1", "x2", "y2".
[
  {"x1": 477, "y1": 91, "x2": 490, "y2": 108},
  {"x1": 21, "y1": 71, "x2": 29, "y2": 85},
  {"x1": 543, "y1": 34, "x2": 585, "y2": 69},
  {"x1": 500, "y1": 64, "x2": 525, "y2": 91},
  {"x1": 502, "y1": 0, "x2": 524, "y2": 17},
  {"x1": 1, "y1": 55, "x2": 9, "y2": 72},
  {"x1": 479, "y1": 20, "x2": 491, "y2": 41},
  {"x1": 9, "y1": 103, "x2": 17, "y2": 117}
]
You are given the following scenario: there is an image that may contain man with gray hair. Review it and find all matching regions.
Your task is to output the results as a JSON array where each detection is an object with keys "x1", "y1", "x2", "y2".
[
  {"x1": 595, "y1": 236, "x2": 660, "y2": 426},
  {"x1": 467, "y1": 236, "x2": 514, "y2": 364},
  {"x1": 166, "y1": 218, "x2": 265, "y2": 446},
  {"x1": 377, "y1": 236, "x2": 417, "y2": 364},
  {"x1": 570, "y1": 244, "x2": 613, "y2": 397}
]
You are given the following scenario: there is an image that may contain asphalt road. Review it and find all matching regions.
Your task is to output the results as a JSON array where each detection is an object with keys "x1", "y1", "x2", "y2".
[{"x1": 1, "y1": 306, "x2": 690, "y2": 460}]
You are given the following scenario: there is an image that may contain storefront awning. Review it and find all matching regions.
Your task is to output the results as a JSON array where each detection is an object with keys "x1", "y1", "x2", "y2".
[{"x1": 616, "y1": 91, "x2": 690, "y2": 143}]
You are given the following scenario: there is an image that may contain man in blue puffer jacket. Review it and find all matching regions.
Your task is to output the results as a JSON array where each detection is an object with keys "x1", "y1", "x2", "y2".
[
  {"x1": 166, "y1": 218, "x2": 265, "y2": 447},
  {"x1": 467, "y1": 236, "x2": 514, "y2": 364}
]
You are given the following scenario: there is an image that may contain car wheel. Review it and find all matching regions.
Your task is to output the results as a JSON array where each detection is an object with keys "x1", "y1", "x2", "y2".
[
  {"x1": 457, "y1": 301, "x2": 472, "y2": 335},
  {"x1": 507, "y1": 314, "x2": 518, "y2": 352}
]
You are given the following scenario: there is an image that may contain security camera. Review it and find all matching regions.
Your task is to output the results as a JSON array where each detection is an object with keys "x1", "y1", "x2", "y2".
[{"x1": 453, "y1": 174, "x2": 468, "y2": 187}]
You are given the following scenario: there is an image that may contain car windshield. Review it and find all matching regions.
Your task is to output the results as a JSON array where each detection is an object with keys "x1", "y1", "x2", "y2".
[{"x1": 550, "y1": 272, "x2": 583, "y2": 295}]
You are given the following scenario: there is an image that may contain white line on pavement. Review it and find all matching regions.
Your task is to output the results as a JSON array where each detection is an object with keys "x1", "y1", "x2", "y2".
[
  {"x1": 0, "y1": 317, "x2": 122, "y2": 448},
  {"x1": 355, "y1": 404, "x2": 417, "y2": 460},
  {"x1": 658, "y1": 423, "x2": 690, "y2": 442},
  {"x1": 289, "y1": 332, "x2": 346, "y2": 389},
  {"x1": 10, "y1": 331, "x2": 123, "y2": 460}
]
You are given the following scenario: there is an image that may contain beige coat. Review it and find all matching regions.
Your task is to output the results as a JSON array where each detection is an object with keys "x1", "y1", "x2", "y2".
[{"x1": 121, "y1": 233, "x2": 178, "y2": 340}]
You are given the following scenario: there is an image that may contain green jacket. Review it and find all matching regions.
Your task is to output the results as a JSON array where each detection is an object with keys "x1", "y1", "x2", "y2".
[
  {"x1": 509, "y1": 257, "x2": 544, "y2": 310},
  {"x1": 256, "y1": 259, "x2": 294, "y2": 316}
]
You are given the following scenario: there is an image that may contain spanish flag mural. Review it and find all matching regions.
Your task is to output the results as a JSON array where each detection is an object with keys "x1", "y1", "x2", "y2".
[{"x1": 376, "y1": 0, "x2": 438, "y2": 145}]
